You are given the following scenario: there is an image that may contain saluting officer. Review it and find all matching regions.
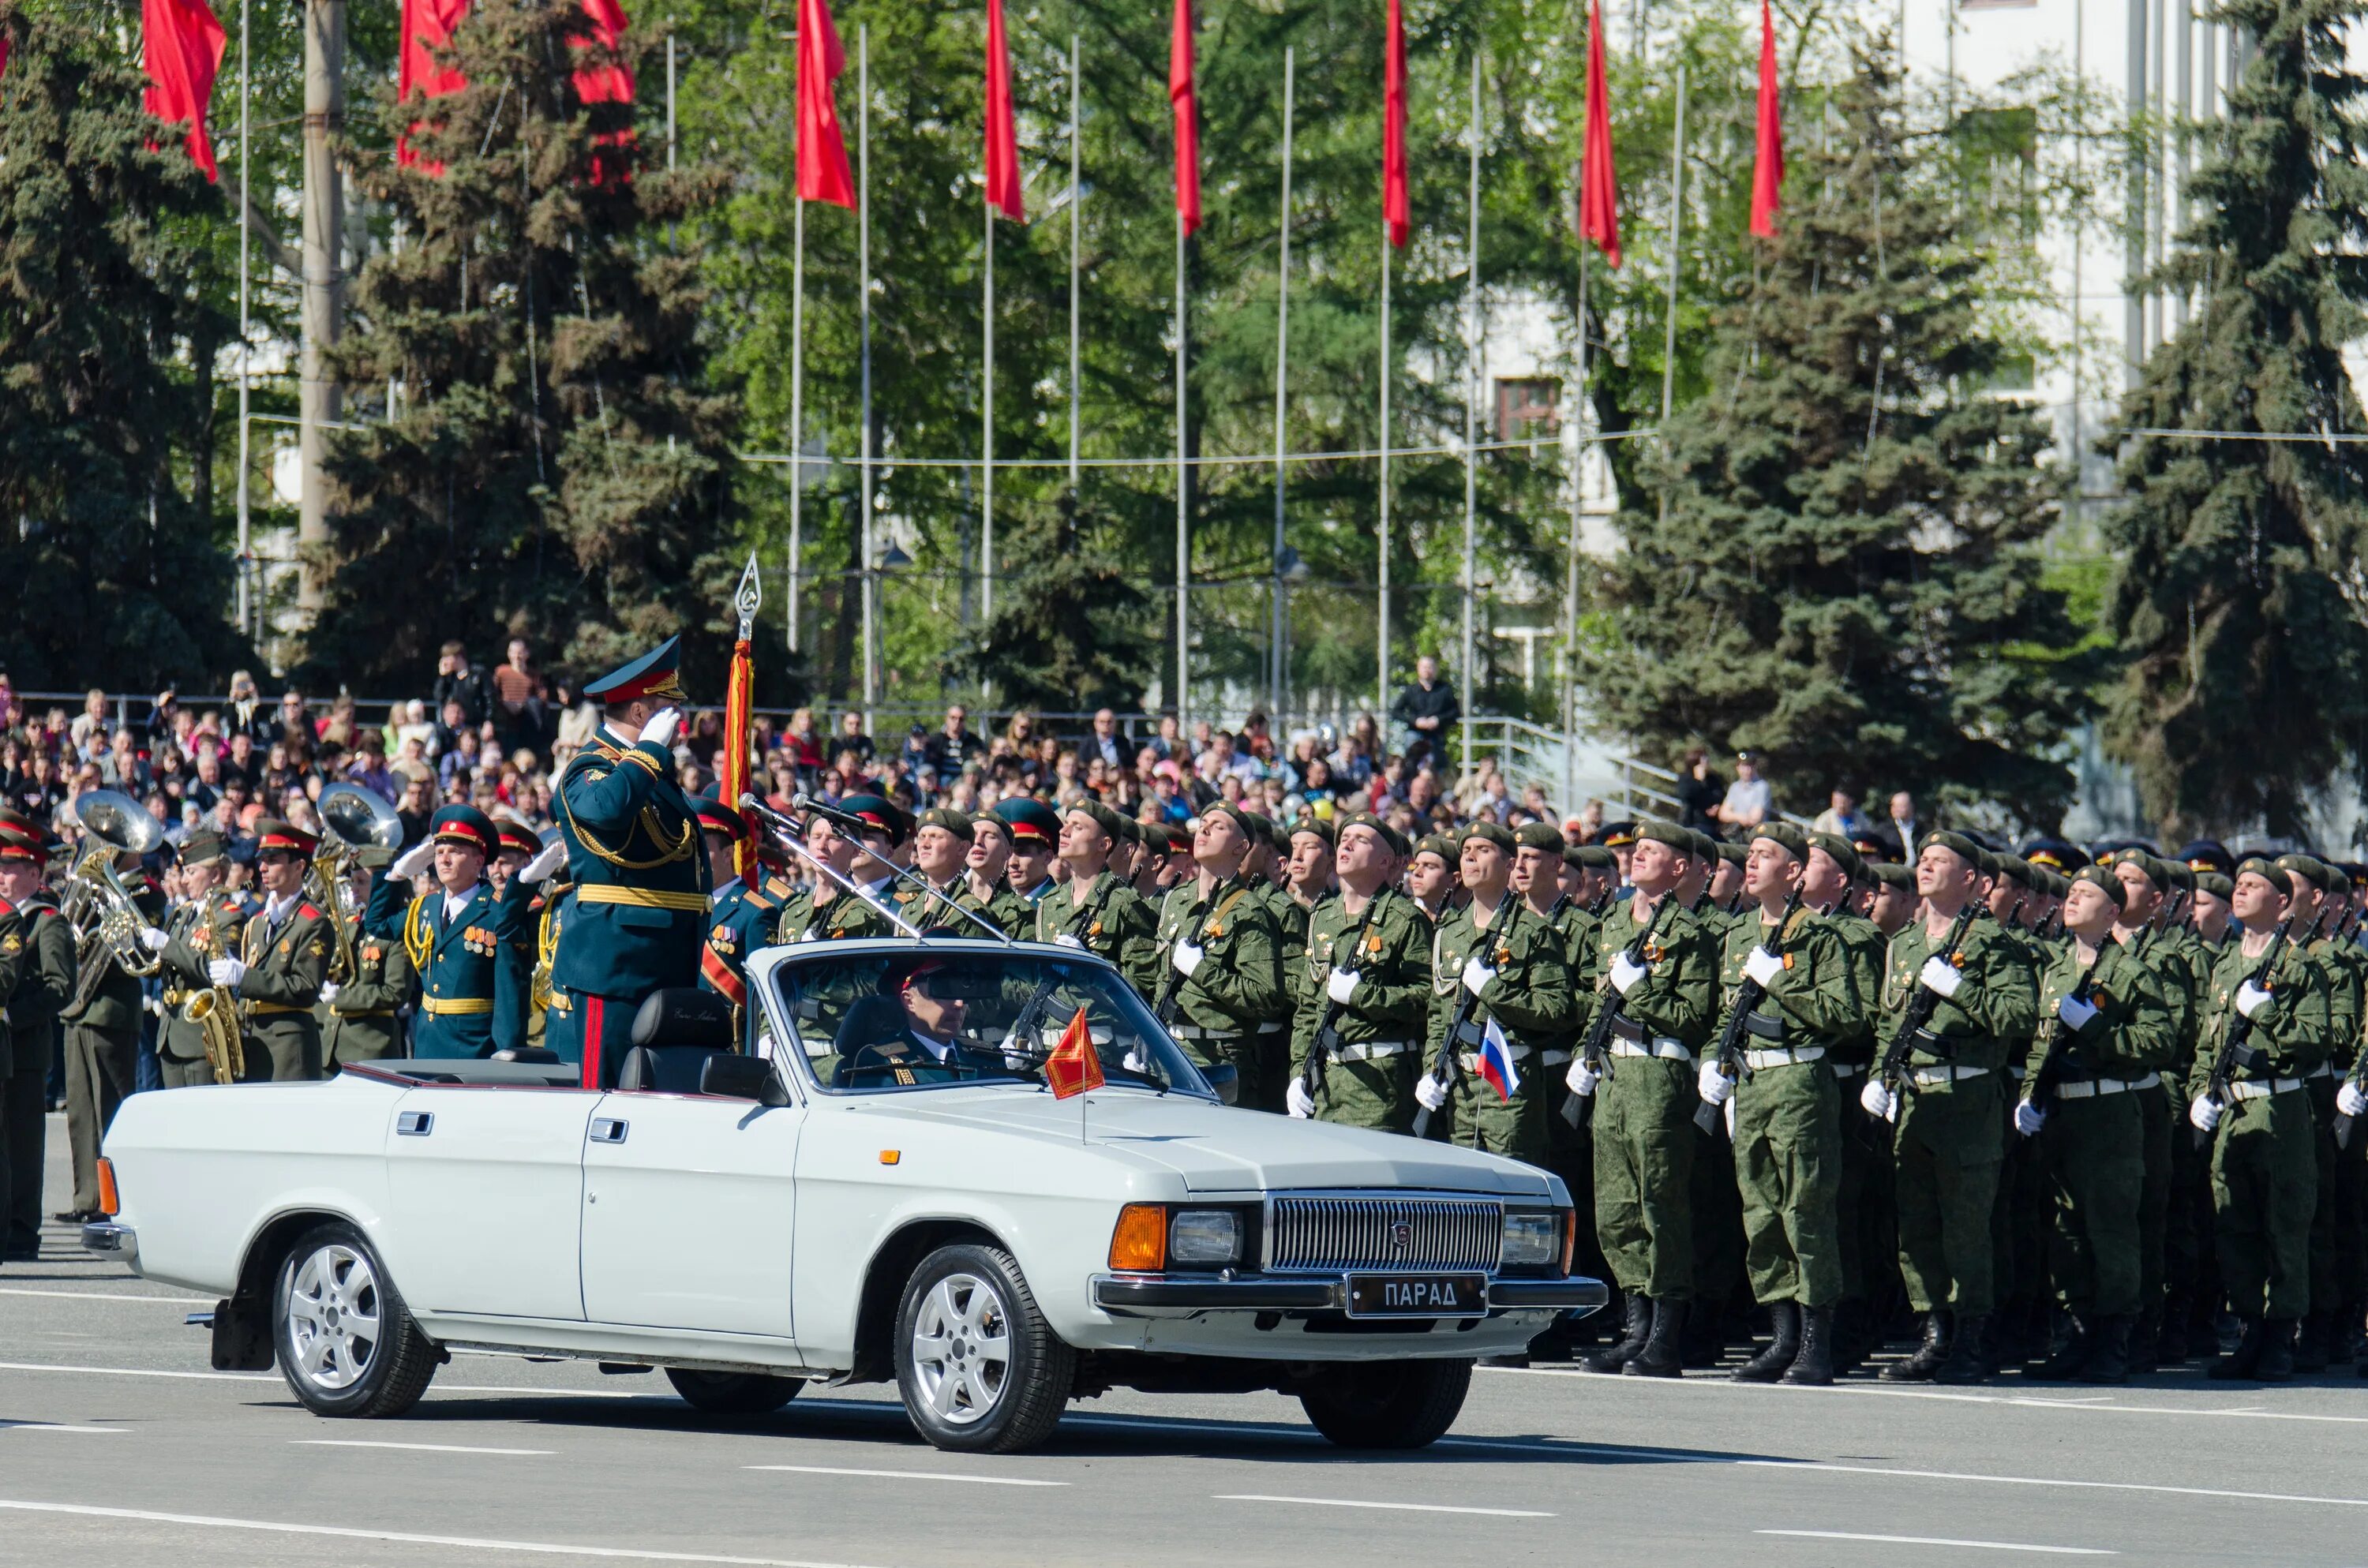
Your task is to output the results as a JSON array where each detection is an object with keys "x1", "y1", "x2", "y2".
[
  {"x1": 895, "y1": 807, "x2": 976, "y2": 930},
  {"x1": 695, "y1": 796, "x2": 774, "y2": 1025},
  {"x1": 1152, "y1": 804, "x2": 1287, "y2": 1106},
  {"x1": 1289, "y1": 814, "x2": 1431, "y2": 1132},
  {"x1": 207, "y1": 819, "x2": 334, "y2": 1082},
  {"x1": 320, "y1": 848, "x2": 412, "y2": 1070},
  {"x1": 151, "y1": 829, "x2": 245, "y2": 1087},
  {"x1": 369, "y1": 806, "x2": 534, "y2": 1061},
  {"x1": 1038, "y1": 802, "x2": 1158, "y2": 994},
  {"x1": 551, "y1": 635, "x2": 710, "y2": 1087},
  {"x1": 0, "y1": 815, "x2": 72, "y2": 1259},
  {"x1": 1860, "y1": 829, "x2": 2039, "y2": 1386},
  {"x1": 963, "y1": 810, "x2": 1034, "y2": 937}
]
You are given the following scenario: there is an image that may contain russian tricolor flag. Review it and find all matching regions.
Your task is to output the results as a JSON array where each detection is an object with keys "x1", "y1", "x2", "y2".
[{"x1": 1477, "y1": 1017, "x2": 1522, "y2": 1102}]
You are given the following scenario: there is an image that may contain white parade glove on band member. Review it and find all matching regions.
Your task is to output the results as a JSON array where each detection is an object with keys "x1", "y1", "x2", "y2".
[
  {"x1": 318, "y1": 981, "x2": 341, "y2": 1007},
  {"x1": 139, "y1": 926, "x2": 170, "y2": 952},
  {"x1": 207, "y1": 957, "x2": 245, "y2": 990}
]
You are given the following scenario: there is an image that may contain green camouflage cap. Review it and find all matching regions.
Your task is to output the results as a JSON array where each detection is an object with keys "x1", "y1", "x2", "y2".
[
  {"x1": 1806, "y1": 830, "x2": 1864, "y2": 881},
  {"x1": 1512, "y1": 821, "x2": 1565, "y2": 855},
  {"x1": 1751, "y1": 823, "x2": 1807, "y2": 863},
  {"x1": 1336, "y1": 812, "x2": 1407, "y2": 857}
]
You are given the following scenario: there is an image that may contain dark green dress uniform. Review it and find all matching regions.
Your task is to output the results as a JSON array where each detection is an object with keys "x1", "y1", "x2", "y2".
[
  {"x1": 2191, "y1": 903, "x2": 2329, "y2": 1338},
  {"x1": 1152, "y1": 874, "x2": 1287, "y2": 1107},
  {"x1": 232, "y1": 887, "x2": 334, "y2": 1083},
  {"x1": 1426, "y1": 891, "x2": 1573, "y2": 1161},
  {"x1": 1876, "y1": 865, "x2": 2038, "y2": 1343},
  {"x1": 0, "y1": 896, "x2": 25, "y2": 1237},
  {"x1": 1293, "y1": 881, "x2": 1433, "y2": 1132},
  {"x1": 2, "y1": 882, "x2": 73, "y2": 1257},
  {"x1": 157, "y1": 889, "x2": 249, "y2": 1087},
  {"x1": 972, "y1": 880, "x2": 1032, "y2": 940},
  {"x1": 60, "y1": 859, "x2": 161, "y2": 1216},
  {"x1": 365, "y1": 808, "x2": 529, "y2": 1061},
  {"x1": 322, "y1": 906, "x2": 414, "y2": 1069},
  {"x1": 1242, "y1": 815, "x2": 1305, "y2": 1113},
  {"x1": 1037, "y1": 866, "x2": 1159, "y2": 1001}
]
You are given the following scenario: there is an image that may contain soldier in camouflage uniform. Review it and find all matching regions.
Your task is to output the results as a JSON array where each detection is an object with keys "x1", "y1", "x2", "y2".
[
  {"x1": 1982, "y1": 851, "x2": 2051, "y2": 1373},
  {"x1": 1151, "y1": 804, "x2": 1288, "y2": 1107},
  {"x1": 963, "y1": 810, "x2": 1035, "y2": 939},
  {"x1": 1288, "y1": 814, "x2": 1431, "y2": 1133},
  {"x1": 890, "y1": 807, "x2": 978, "y2": 934},
  {"x1": 1405, "y1": 833, "x2": 1461, "y2": 924},
  {"x1": 1806, "y1": 832, "x2": 1892, "y2": 1371},
  {"x1": 2282, "y1": 855, "x2": 2364, "y2": 1372},
  {"x1": 2108, "y1": 851, "x2": 2199, "y2": 1372},
  {"x1": 997, "y1": 799, "x2": 1062, "y2": 923},
  {"x1": 1037, "y1": 803, "x2": 1158, "y2": 996}
]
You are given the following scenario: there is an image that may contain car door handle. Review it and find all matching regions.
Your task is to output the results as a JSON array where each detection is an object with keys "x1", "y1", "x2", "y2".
[
  {"x1": 395, "y1": 1112, "x2": 433, "y2": 1136},
  {"x1": 590, "y1": 1118, "x2": 628, "y2": 1144}
]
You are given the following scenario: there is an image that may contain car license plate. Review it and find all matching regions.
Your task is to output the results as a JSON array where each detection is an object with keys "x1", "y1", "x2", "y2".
[{"x1": 1345, "y1": 1272, "x2": 1486, "y2": 1318}]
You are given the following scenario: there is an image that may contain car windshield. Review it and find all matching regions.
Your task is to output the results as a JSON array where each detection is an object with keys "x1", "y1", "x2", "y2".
[{"x1": 766, "y1": 947, "x2": 1219, "y2": 1099}]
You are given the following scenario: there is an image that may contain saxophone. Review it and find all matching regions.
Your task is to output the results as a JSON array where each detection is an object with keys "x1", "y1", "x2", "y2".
[{"x1": 180, "y1": 915, "x2": 247, "y2": 1087}]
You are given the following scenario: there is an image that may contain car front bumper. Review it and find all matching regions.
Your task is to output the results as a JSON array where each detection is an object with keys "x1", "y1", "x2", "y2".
[
  {"x1": 1091, "y1": 1271, "x2": 1608, "y2": 1318},
  {"x1": 81, "y1": 1222, "x2": 138, "y2": 1267}
]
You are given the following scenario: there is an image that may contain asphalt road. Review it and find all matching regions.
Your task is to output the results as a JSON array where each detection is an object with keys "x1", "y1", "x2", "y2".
[{"x1": 6, "y1": 1111, "x2": 2367, "y2": 1567}]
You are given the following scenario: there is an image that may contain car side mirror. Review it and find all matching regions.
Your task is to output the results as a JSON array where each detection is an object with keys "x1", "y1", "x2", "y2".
[
  {"x1": 1201, "y1": 1061, "x2": 1238, "y2": 1106},
  {"x1": 701, "y1": 1053, "x2": 789, "y2": 1106}
]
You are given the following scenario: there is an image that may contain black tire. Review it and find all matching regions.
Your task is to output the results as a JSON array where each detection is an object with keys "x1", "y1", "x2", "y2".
[
  {"x1": 1298, "y1": 1358, "x2": 1473, "y2": 1450},
  {"x1": 665, "y1": 1368, "x2": 804, "y2": 1416},
  {"x1": 271, "y1": 1222, "x2": 440, "y2": 1418},
  {"x1": 891, "y1": 1242, "x2": 1073, "y2": 1454}
]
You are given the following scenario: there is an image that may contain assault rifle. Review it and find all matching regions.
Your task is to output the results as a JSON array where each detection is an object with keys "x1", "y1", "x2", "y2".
[
  {"x1": 1411, "y1": 894, "x2": 1519, "y2": 1139},
  {"x1": 2195, "y1": 917, "x2": 2295, "y2": 1150},
  {"x1": 1873, "y1": 904, "x2": 1982, "y2": 1106},
  {"x1": 1694, "y1": 887, "x2": 1805, "y2": 1133},
  {"x1": 1565, "y1": 893, "x2": 1679, "y2": 1129},
  {"x1": 1299, "y1": 893, "x2": 1390, "y2": 1106}
]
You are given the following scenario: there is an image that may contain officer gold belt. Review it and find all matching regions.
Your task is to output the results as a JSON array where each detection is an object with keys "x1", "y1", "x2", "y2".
[
  {"x1": 331, "y1": 1008, "x2": 396, "y2": 1020},
  {"x1": 246, "y1": 1001, "x2": 309, "y2": 1016},
  {"x1": 422, "y1": 997, "x2": 496, "y2": 1016},
  {"x1": 575, "y1": 885, "x2": 710, "y2": 913},
  {"x1": 2052, "y1": 1072, "x2": 2161, "y2": 1099},
  {"x1": 2227, "y1": 1077, "x2": 2308, "y2": 1101}
]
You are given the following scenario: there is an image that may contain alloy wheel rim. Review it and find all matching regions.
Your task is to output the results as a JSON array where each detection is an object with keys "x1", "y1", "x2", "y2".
[
  {"x1": 287, "y1": 1243, "x2": 382, "y2": 1391},
  {"x1": 909, "y1": 1272, "x2": 1012, "y2": 1426}
]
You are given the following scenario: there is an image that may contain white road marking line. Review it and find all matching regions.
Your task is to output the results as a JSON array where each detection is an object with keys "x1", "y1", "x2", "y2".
[
  {"x1": 1758, "y1": 1529, "x2": 2114, "y2": 1556},
  {"x1": 1217, "y1": 1494, "x2": 1553, "y2": 1519},
  {"x1": 1730, "y1": 1458, "x2": 2368, "y2": 1510},
  {"x1": 0, "y1": 1424, "x2": 126, "y2": 1435},
  {"x1": 0, "y1": 1499, "x2": 894, "y2": 1567},
  {"x1": 747, "y1": 1465, "x2": 1063, "y2": 1487},
  {"x1": 0, "y1": 1360, "x2": 642, "y2": 1398},
  {"x1": 0, "y1": 1287, "x2": 212, "y2": 1305},
  {"x1": 294, "y1": 1440, "x2": 555, "y2": 1456}
]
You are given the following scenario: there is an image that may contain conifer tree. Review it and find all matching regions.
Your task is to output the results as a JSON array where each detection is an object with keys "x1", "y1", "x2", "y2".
[{"x1": 950, "y1": 496, "x2": 1160, "y2": 711}]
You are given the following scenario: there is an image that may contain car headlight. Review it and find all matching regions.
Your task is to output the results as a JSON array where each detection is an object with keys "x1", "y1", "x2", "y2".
[
  {"x1": 1169, "y1": 1208, "x2": 1242, "y2": 1266},
  {"x1": 1501, "y1": 1211, "x2": 1558, "y2": 1269}
]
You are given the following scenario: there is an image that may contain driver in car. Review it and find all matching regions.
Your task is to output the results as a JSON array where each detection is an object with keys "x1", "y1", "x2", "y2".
[{"x1": 834, "y1": 960, "x2": 989, "y2": 1089}]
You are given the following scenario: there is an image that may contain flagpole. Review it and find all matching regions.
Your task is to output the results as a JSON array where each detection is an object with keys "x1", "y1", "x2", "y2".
[
  {"x1": 1175, "y1": 206, "x2": 1190, "y2": 739},
  {"x1": 236, "y1": 0, "x2": 251, "y2": 638},
  {"x1": 789, "y1": 191, "x2": 805, "y2": 655},
  {"x1": 1459, "y1": 51, "x2": 1480, "y2": 784},
  {"x1": 983, "y1": 194, "x2": 995, "y2": 642},
  {"x1": 1659, "y1": 62, "x2": 1684, "y2": 524},
  {"x1": 1270, "y1": 47, "x2": 1294, "y2": 727},
  {"x1": 1069, "y1": 32, "x2": 1081, "y2": 503},
  {"x1": 1377, "y1": 234, "x2": 1392, "y2": 719},
  {"x1": 860, "y1": 24, "x2": 876, "y2": 730},
  {"x1": 1564, "y1": 240, "x2": 1587, "y2": 807}
]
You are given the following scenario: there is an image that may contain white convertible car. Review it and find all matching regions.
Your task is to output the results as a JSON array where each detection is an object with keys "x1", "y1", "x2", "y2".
[{"x1": 87, "y1": 937, "x2": 1605, "y2": 1454}]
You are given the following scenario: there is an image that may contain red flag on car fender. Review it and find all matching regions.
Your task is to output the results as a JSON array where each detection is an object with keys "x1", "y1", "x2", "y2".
[
  {"x1": 1750, "y1": 0, "x2": 1785, "y2": 238},
  {"x1": 984, "y1": 0, "x2": 1024, "y2": 220},
  {"x1": 1044, "y1": 1006, "x2": 1104, "y2": 1100},
  {"x1": 1381, "y1": 0, "x2": 1407, "y2": 247},
  {"x1": 143, "y1": 0, "x2": 228, "y2": 181},
  {"x1": 1171, "y1": 0, "x2": 1200, "y2": 235},
  {"x1": 1578, "y1": 0, "x2": 1621, "y2": 268},
  {"x1": 796, "y1": 0, "x2": 854, "y2": 207}
]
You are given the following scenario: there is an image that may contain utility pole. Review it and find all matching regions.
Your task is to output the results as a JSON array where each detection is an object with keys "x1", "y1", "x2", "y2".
[{"x1": 298, "y1": 0, "x2": 345, "y2": 619}]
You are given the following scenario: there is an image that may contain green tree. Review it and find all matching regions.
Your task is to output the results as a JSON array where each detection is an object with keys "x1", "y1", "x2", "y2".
[
  {"x1": 0, "y1": 4, "x2": 252, "y2": 690},
  {"x1": 2099, "y1": 0, "x2": 2368, "y2": 838},
  {"x1": 950, "y1": 496, "x2": 1160, "y2": 710},
  {"x1": 305, "y1": 0, "x2": 744, "y2": 694},
  {"x1": 1579, "y1": 49, "x2": 2096, "y2": 829}
]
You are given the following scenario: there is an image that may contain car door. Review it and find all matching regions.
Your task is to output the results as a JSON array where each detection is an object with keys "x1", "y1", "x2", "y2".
[
  {"x1": 578, "y1": 1081, "x2": 804, "y2": 1339},
  {"x1": 380, "y1": 1083, "x2": 597, "y2": 1321}
]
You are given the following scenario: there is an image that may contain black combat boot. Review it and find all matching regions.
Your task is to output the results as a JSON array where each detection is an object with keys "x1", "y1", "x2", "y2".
[
  {"x1": 2154, "y1": 1292, "x2": 2192, "y2": 1366},
  {"x1": 2078, "y1": 1315, "x2": 2132, "y2": 1384},
  {"x1": 1935, "y1": 1314, "x2": 1991, "y2": 1385},
  {"x1": 1830, "y1": 1298, "x2": 1872, "y2": 1375},
  {"x1": 1882, "y1": 1312, "x2": 1952, "y2": 1383},
  {"x1": 2291, "y1": 1313, "x2": 2330, "y2": 1373},
  {"x1": 2127, "y1": 1304, "x2": 2160, "y2": 1375},
  {"x1": 2256, "y1": 1317, "x2": 2299, "y2": 1382},
  {"x1": 2035, "y1": 1315, "x2": 2092, "y2": 1381},
  {"x1": 1733, "y1": 1301, "x2": 1800, "y2": 1383},
  {"x1": 1782, "y1": 1306, "x2": 1836, "y2": 1386},
  {"x1": 1624, "y1": 1296, "x2": 1686, "y2": 1377},
  {"x1": 2209, "y1": 1318, "x2": 2266, "y2": 1380},
  {"x1": 1581, "y1": 1293, "x2": 1650, "y2": 1375}
]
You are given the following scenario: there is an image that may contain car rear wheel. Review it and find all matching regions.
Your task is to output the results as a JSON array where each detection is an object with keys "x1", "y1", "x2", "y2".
[
  {"x1": 665, "y1": 1368, "x2": 804, "y2": 1416},
  {"x1": 272, "y1": 1222, "x2": 440, "y2": 1417},
  {"x1": 892, "y1": 1242, "x2": 1072, "y2": 1454},
  {"x1": 1298, "y1": 1358, "x2": 1472, "y2": 1450}
]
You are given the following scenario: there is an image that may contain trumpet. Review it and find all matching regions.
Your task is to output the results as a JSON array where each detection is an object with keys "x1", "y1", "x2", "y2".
[
  {"x1": 59, "y1": 790, "x2": 166, "y2": 1016},
  {"x1": 313, "y1": 784, "x2": 403, "y2": 986}
]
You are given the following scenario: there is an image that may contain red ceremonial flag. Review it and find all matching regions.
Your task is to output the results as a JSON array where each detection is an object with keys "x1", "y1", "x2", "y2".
[
  {"x1": 1578, "y1": 0, "x2": 1621, "y2": 268},
  {"x1": 396, "y1": 0, "x2": 470, "y2": 171},
  {"x1": 1750, "y1": 0, "x2": 1785, "y2": 238},
  {"x1": 1170, "y1": 0, "x2": 1200, "y2": 235},
  {"x1": 575, "y1": 0, "x2": 636, "y2": 185},
  {"x1": 1381, "y1": 0, "x2": 1408, "y2": 247},
  {"x1": 142, "y1": 0, "x2": 228, "y2": 182},
  {"x1": 984, "y1": 0, "x2": 1024, "y2": 220},
  {"x1": 796, "y1": 0, "x2": 854, "y2": 208},
  {"x1": 1043, "y1": 1006, "x2": 1104, "y2": 1100}
]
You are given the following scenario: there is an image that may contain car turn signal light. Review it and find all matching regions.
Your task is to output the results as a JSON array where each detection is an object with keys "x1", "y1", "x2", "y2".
[
  {"x1": 1108, "y1": 1203, "x2": 1167, "y2": 1272},
  {"x1": 96, "y1": 1158, "x2": 119, "y2": 1218}
]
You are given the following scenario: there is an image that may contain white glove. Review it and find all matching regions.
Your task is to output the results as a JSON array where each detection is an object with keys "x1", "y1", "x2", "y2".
[
  {"x1": 1696, "y1": 1060, "x2": 1734, "y2": 1106},
  {"x1": 2340, "y1": 1081, "x2": 2368, "y2": 1120},
  {"x1": 1744, "y1": 947, "x2": 1784, "y2": 988},
  {"x1": 2013, "y1": 1098, "x2": 2044, "y2": 1137},
  {"x1": 207, "y1": 957, "x2": 245, "y2": 990},
  {"x1": 520, "y1": 837, "x2": 566, "y2": 883},
  {"x1": 638, "y1": 706, "x2": 684, "y2": 747},
  {"x1": 1860, "y1": 1079, "x2": 1897, "y2": 1121},
  {"x1": 392, "y1": 839, "x2": 435, "y2": 880},
  {"x1": 1287, "y1": 1078, "x2": 1316, "y2": 1118},
  {"x1": 2235, "y1": 979, "x2": 2274, "y2": 1020},
  {"x1": 1171, "y1": 940, "x2": 1205, "y2": 978},
  {"x1": 1414, "y1": 1073, "x2": 1449, "y2": 1113},
  {"x1": 1052, "y1": 932, "x2": 1085, "y2": 949},
  {"x1": 1609, "y1": 952, "x2": 1648, "y2": 995},
  {"x1": 1122, "y1": 1046, "x2": 1148, "y2": 1076},
  {"x1": 1459, "y1": 955, "x2": 1495, "y2": 997},
  {"x1": 1565, "y1": 1057, "x2": 1600, "y2": 1096},
  {"x1": 1725, "y1": 1096, "x2": 1737, "y2": 1137},
  {"x1": 2189, "y1": 1093, "x2": 2224, "y2": 1133},
  {"x1": 2057, "y1": 994, "x2": 2099, "y2": 1031},
  {"x1": 1917, "y1": 955, "x2": 1964, "y2": 998},
  {"x1": 318, "y1": 981, "x2": 341, "y2": 1007},
  {"x1": 139, "y1": 926, "x2": 170, "y2": 952},
  {"x1": 1325, "y1": 968, "x2": 1361, "y2": 1005}
]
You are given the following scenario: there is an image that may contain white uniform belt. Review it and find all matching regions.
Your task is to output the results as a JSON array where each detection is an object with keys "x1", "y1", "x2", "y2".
[
  {"x1": 1609, "y1": 1037, "x2": 1693, "y2": 1062},
  {"x1": 1827, "y1": 1061, "x2": 1864, "y2": 1080},
  {"x1": 2306, "y1": 1061, "x2": 2337, "y2": 1080},
  {"x1": 1332, "y1": 1040, "x2": 1413, "y2": 1061},
  {"x1": 1909, "y1": 1064, "x2": 1991, "y2": 1088},
  {"x1": 1257, "y1": 1020, "x2": 1287, "y2": 1034},
  {"x1": 1170, "y1": 1024, "x2": 1239, "y2": 1041},
  {"x1": 2053, "y1": 1072, "x2": 2161, "y2": 1099},
  {"x1": 1538, "y1": 1050, "x2": 1572, "y2": 1066},
  {"x1": 1742, "y1": 1045, "x2": 1825, "y2": 1072},
  {"x1": 1459, "y1": 1045, "x2": 1534, "y2": 1069},
  {"x1": 2227, "y1": 1077, "x2": 2306, "y2": 1102}
]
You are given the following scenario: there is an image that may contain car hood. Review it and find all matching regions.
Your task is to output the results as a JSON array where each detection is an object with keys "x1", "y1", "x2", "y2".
[{"x1": 845, "y1": 1087, "x2": 1556, "y2": 1197}]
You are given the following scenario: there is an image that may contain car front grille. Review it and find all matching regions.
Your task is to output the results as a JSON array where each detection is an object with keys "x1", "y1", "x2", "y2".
[{"x1": 1266, "y1": 1193, "x2": 1503, "y2": 1273}]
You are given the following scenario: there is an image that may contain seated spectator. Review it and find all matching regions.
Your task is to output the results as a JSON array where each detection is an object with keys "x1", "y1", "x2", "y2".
[
  {"x1": 440, "y1": 728, "x2": 481, "y2": 791},
  {"x1": 1714, "y1": 750, "x2": 1773, "y2": 831},
  {"x1": 1811, "y1": 786, "x2": 1871, "y2": 840},
  {"x1": 395, "y1": 699, "x2": 439, "y2": 760}
]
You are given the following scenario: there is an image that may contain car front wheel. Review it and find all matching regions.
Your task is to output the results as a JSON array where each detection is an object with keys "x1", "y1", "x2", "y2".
[
  {"x1": 892, "y1": 1242, "x2": 1073, "y2": 1454},
  {"x1": 1297, "y1": 1357, "x2": 1472, "y2": 1450},
  {"x1": 272, "y1": 1222, "x2": 440, "y2": 1417}
]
